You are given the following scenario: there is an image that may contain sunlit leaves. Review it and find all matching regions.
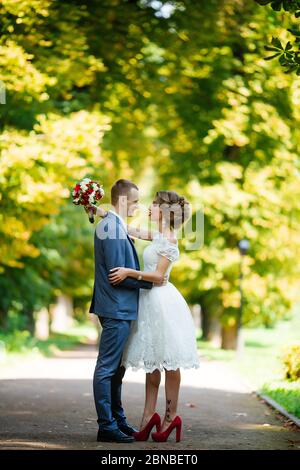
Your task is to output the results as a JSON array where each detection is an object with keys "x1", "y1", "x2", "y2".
[
  {"x1": 256, "y1": 1, "x2": 300, "y2": 74},
  {"x1": 0, "y1": 111, "x2": 109, "y2": 270}
]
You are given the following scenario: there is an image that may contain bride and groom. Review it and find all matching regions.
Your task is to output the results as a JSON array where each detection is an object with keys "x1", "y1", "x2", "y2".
[{"x1": 88, "y1": 179, "x2": 199, "y2": 443}]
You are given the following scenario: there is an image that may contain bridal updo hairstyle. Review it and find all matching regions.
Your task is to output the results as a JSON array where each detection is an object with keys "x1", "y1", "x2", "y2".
[{"x1": 154, "y1": 190, "x2": 191, "y2": 230}]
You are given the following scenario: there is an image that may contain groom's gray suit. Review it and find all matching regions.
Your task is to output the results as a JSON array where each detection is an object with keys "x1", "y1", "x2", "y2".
[{"x1": 89, "y1": 211, "x2": 153, "y2": 432}]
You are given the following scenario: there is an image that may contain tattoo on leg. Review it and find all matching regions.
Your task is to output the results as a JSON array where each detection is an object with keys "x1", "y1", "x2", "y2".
[{"x1": 166, "y1": 399, "x2": 172, "y2": 422}]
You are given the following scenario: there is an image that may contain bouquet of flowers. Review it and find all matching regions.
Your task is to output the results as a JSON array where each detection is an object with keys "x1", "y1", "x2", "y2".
[{"x1": 72, "y1": 178, "x2": 104, "y2": 223}]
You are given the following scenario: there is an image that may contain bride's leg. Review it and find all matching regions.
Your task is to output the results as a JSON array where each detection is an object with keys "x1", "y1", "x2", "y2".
[
  {"x1": 139, "y1": 369, "x2": 161, "y2": 430},
  {"x1": 161, "y1": 368, "x2": 181, "y2": 432}
]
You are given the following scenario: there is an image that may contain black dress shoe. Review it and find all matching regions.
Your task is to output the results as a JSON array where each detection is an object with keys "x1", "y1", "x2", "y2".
[
  {"x1": 97, "y1": 428, "x2": 134, "y2": 443},
  {"x1": 118, "y1": 422, "x2": 139, "y2": 436}
]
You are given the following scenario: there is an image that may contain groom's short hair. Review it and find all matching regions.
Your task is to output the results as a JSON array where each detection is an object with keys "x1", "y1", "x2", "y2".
[{"x1": 111, "y1": 179, "x2": 139, "y2": 205}]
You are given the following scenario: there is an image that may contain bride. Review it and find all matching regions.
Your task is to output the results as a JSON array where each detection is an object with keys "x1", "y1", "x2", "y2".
[{"x1": 92, "y1": 190, "x2": 200, "y2": 443}]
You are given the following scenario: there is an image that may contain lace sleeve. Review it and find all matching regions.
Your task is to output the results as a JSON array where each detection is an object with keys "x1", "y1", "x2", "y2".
[{"x1": 156, "y1": 239, "x2": 179, "y2": 262}]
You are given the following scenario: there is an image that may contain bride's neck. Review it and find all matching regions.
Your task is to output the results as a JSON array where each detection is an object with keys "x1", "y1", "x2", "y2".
[{"x1": 158, "y1": 221, "x2": 174, "y2": 237}]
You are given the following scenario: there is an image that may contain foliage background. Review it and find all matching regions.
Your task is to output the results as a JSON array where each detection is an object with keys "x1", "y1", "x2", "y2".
[{"x1": 1, "y1": 0, "x2": 300, "y2": 350}]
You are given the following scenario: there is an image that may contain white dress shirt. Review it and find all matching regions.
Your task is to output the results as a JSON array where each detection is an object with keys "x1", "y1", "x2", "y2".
[{"x1": 109, "y1": 210, "x2": 128, "y2": 234}]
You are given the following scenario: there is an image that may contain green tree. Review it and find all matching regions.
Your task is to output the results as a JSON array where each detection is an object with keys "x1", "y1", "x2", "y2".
[
  {"x1": 148, "y1": 0, "x2": 300, "y2": 346},
  {"x1": 255, "y1": 0, "x2": 300, "y2": 75}
]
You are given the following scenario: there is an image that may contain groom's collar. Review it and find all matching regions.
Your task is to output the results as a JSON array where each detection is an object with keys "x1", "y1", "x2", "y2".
[{"x1": 109, "y1": 209, "x2": 128, "y2": 233}]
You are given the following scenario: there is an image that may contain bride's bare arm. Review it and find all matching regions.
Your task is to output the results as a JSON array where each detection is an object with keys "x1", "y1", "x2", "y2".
[
  {"x1": 86, "y1": 205, "x2": 157, "y2": 241},
  {"x1": 91, "y1": 206, "x2": 156, "y2": 240},
  {"x1": 109, "y1": 256, "x2": 170, "y2": 285},
  {"x1": 95, "y1": 206, "x2": 109, "y2": 218},
  {"x1": 84, "y1": 204, "x2": 108, "y2": 218},
  {"x1": 126, "y1": 225, "x2": 156, "y2": 241}
]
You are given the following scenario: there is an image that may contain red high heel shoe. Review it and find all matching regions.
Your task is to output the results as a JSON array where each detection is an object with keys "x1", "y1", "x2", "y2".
[
  {"x1": 151, "y1": 416, "x2": 182, "y2": 442},
  {"x1": 133, "y1": 413, "x2": 161, "y2": 441}
]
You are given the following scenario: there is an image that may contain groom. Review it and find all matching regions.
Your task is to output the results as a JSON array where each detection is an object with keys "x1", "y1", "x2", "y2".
[{"x1": 89, "y1": 179, "x2": 155, "y2": 443}]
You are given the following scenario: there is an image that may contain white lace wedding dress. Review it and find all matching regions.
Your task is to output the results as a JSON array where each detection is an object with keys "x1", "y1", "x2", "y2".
[{"x1": 122, "y1": 232, "x2": 200, "y2": 373}]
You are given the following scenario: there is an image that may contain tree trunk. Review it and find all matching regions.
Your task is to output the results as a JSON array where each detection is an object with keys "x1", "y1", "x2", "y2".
[
  {"x1": 201, "y1": 305, "x2": 221, "y2": 347},
  {"x1": 50, "y1": 294, "x2": 73, "y2": 333},
  {"x1": 24, "y1": 308, "x2": 35, "y2": 336},
  {"x1": 0, "y1": 308, "x2": 7, "y2": 330},
  {"x1": 191, "y1": 304, "x2": 201, "y2": 332},
  {"x1": 35, "y1": 307, "x2": 50, "y2": 340},
  {"x1": 221, "y1": 324, "x2": 238, "y2": 350}
]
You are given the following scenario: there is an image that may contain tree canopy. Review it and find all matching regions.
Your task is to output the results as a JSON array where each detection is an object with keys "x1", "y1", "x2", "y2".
[{"x1": 1, "y1": 0, "x2": 300, "y2": 346}]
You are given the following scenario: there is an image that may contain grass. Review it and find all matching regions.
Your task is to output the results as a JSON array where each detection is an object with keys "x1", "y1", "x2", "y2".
[
  {"x1": 197, "y1": 310, "x2": 300, "y2": 418},
  {"x1": 0, "y1": 321, "x2": 97, "y2": 362},
  {"x1": 261, "y1": 381, "x2": 300, "y2": 418}
]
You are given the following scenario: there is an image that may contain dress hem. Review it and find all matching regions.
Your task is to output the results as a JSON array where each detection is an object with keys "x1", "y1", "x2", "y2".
[{"x1": 122, "y1": 361, "x2": 200, "y2": 374}]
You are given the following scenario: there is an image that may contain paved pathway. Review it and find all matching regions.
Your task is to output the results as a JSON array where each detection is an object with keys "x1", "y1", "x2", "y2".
[{"x1": 0, "y1": 345, "x2": 299, "y2": 450}]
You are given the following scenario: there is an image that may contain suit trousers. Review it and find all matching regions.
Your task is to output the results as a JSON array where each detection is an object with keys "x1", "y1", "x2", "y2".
[{"x1": 93, "y1": 316, "x2": 132, "y2": 431}]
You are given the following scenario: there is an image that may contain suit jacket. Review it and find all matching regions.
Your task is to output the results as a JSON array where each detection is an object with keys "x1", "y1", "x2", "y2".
[{"x1": 89, "y1": 211, "x2": 153, "y2": 320}]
